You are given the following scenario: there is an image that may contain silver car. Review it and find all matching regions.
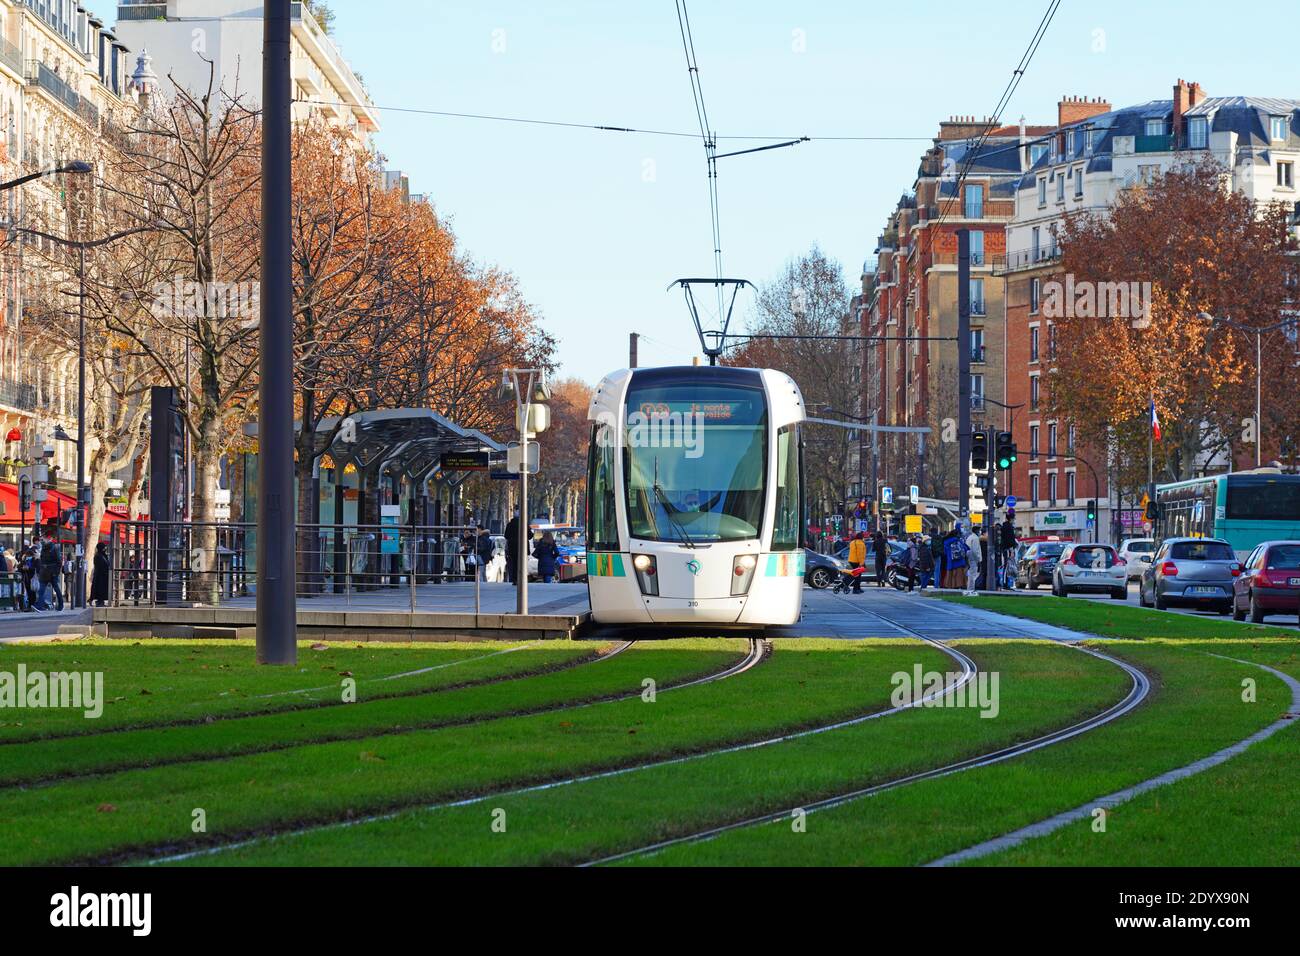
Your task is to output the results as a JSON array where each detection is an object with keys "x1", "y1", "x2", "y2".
[
  {"x1": 1052, "y1": 543, "x2": 1128, "y2": 599},
  {"x1": 1138, "y1": 537, "x2": 1241, "y2": 615}
]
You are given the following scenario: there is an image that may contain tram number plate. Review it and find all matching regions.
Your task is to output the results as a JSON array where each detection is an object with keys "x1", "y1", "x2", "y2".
[{"x1": 686, "y1": 601, "x2": 699, "y2": 608}]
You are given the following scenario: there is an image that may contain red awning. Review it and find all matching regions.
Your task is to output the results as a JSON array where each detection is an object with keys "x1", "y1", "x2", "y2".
[{"x1": 0, "y1": 482, "x2": 124, "y2": 540}]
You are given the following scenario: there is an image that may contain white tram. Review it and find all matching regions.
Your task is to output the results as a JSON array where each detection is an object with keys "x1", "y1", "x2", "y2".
[{"x1": 585, "y1": 365, "x2": 805, "y2": 626}]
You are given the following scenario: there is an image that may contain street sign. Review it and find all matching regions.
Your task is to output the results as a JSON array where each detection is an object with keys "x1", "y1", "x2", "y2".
[
  {"x1": 506, "y1": 442, "x2": 541, "y2": 474},
  {"x1": 881, "y1": 486, "x2": 893, "y2": 506},
  {"x1": 904, "y1": 514, "x2": 922, "y2": 534},
  {"x1": 491, "y1": 470, "x2": 521, "y2": 481},
  {"x1": 909, "y1": 485, "x2": 919, "y2": 505},
  {"x1": 1005, "y1": 495, "x2": 1017, "y2": 509}
]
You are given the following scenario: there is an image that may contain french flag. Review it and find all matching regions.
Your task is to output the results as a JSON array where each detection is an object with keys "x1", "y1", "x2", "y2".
[{"x1": 1151, "y1": 399, "x2": 1162, "y2": 442}]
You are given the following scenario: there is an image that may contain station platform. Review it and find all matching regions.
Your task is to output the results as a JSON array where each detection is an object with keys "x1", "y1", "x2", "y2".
[{"x1": 92, "y1": 582, "x2": 591, "y2": 642}]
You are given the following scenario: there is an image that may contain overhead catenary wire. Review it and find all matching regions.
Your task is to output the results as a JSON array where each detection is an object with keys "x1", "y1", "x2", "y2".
[{"x1": 290, "y1": 99, "x2": 934, "y2": 142}]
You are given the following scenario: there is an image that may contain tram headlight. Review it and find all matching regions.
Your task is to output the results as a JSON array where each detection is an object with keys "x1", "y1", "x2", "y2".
[
  {"x1": 633, "y1": 553, "x2": 659, "y2": 596},
  {"x1": 731, "y1": 553, "x2": 758, "y2": 596}
]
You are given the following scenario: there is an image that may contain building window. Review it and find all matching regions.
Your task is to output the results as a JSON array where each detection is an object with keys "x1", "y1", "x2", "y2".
[
  {"x1": 1048, "y1": 324, "x2": 1058, "y2": 359},
  {"x1": 1031, "y1": 226, "x2": 1041, "y2": 261},
  {"x1": 1048, "y1": 473, "x2": 1058, "y2": 504},
  {"x1": 969, "y1": 229, "x2": 984, "y2": 265},
  {"x1": 1030, "y1": 425, "x2": 1040, "y2": 459},
  {"x1": 971, "y1": 328, "x2": 985, "y2": 363},
  {"x1": 1278, "y1": 161, "x2": 1294, "y2": 189},
  {"x1": 1067, "y1": 472, "x2": 1076, "y2": 505},
  {"x1": 970, "y1": 278, "x2": 985, "y2": 315},
  {"x1": 1074, "y1": 166, "x2": 1084, "y2": 197},
  {"x1": 964, "y1": 184, "x2": 983, "y2": 219},
  {"x1": 1065, "y1": 129, "x2": 1075, "y2": 155},
  {"x1": 1067, "y1": 424, "x2": 1077, "y2": 454},
  {"x1": 1030, "y1": 375, "x2": 1040, "y2": 410},
  {"x1": 1030, "y1": 280, "x2": 1041, "y2": 316},
  {"x1": 1037, "y1": 177, "x2": 1047, "y2": 206},
  {"x1": 1048, "y1": 423, "x2": 1058, "y2": 458},
  {"x1": 1056, "y1": 171, "x2": 1065, "y2": 202},
  {"x1": 1187, "y1": 116, "x2": 1209, "y2": 149},
  {"x1": 1030, "y1": 143, "x2": 1048, "y2": 165},
  {"x1": 971, "y1": 374, "x2": 985, "y2": 409},
  {"x1": 1145, "y1": 118, "x2": 1165, "y2": 137},
  {"x1": 1138, "y1": 164, "x2": 1159, "y2": 185},
  {"x1": 1272, "y1": 115, "x2": 1290, "y2": 142},
  {"x1": 1031, "y1": 475, "x2": 1040, "y2": 506},
  {"x1": 1030, "y1": 325, "x2": 1040, "y2": 359},
  {"x1": 1085, "y1": 129, "x2": 1098, "y2": 155}
]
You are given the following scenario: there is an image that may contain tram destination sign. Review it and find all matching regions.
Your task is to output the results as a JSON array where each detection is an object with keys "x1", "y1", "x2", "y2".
[{"x1": 441, "y1": 452, "x2": 490, "y2": 471}]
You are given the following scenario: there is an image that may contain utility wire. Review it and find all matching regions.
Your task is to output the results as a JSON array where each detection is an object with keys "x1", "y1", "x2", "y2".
[
  {"x1": 676, "y1": 0, "x2": 724, "y2": 317},
  {"x1": 929, "y1": 0, "x2": 1061, "y2": 236}
]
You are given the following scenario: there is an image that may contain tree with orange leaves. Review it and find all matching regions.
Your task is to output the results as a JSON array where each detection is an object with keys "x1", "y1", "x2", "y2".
[{"x1": 1048, "y1": 159, "x2": 1297, "y2": 491}]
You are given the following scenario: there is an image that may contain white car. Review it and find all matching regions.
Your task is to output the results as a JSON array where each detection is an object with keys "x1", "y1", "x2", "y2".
[
  {"x1": 1118, "y1": 538, "x2": 1157, "y2": 581},
  {"x1": 1052, "y1": 543, "x2": 1129, "y2": 599}
]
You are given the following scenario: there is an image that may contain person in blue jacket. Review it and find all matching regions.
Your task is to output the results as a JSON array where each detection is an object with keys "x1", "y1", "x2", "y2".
[{"x1": 533, "y1": 531, "x2": 561, "y2": 583}]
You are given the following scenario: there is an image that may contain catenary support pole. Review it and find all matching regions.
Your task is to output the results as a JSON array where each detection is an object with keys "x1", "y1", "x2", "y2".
[{"x1": 256, "y1": 0, "x2": 297, "y2": 665}]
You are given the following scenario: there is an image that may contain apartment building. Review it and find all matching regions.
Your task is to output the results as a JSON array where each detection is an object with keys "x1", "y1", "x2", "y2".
[
  {"x1": 0, "y1": 0, "x2": 141, "y2": 487},
  {"x1": 1001, "y1": 82, "x2": 1300, "y2": 542},
  {"x1": 863, "y1": 114, "x2": 1052, "y2": 502},
  {"x1": 112, "y1": 0, "x2": 379, "y2": 146}
]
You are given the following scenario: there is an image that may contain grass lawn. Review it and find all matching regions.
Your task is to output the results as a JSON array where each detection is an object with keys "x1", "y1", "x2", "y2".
[
  {"x1": 0, "y1": 639, "x2": 746, "y2": 787},
  {"x1": 182, "y1": 641, "x2": 1129, "y2": 866},
  {"x1": 0, "y1": 639, "x2": 943, "y2": 866},
  {"x1": 939, "y1": 594, "x2": 1300, "y2": 641},
  {"x1": 0, "y1": 639, "x2": 595, "y2": 741},
  {"x1": 637, "y1": 640, "x2": 1292, "y2": 866},
  {"x1": 976, "y1": 646, "x2": 1300, "y2": 866}
]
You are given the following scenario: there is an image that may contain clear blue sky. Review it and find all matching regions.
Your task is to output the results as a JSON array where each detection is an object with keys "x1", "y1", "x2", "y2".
[{"x1": 87, "y1": 0, "x2": 1299, "y2": 383}]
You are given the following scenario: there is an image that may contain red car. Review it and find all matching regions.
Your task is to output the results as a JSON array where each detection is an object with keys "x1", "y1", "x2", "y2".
[{"x1": 1232, "y1": 541, "x2": 1300, "y2": 624}]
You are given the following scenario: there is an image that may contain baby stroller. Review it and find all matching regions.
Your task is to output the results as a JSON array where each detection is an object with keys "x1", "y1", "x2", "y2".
[{"x1": 831, "y1": 565, "x2": 869, "y2": 594}]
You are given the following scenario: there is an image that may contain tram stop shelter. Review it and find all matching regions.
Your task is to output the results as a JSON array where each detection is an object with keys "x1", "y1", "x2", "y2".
[{"x1": 90, "y1": 409, "x2": 593, "y2": 642}]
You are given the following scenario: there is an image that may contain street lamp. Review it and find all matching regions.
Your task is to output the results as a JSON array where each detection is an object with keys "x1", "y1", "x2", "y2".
[
  {"x1": 1197, "y1": 312, "x2": 1300, "y2": 468},
  {"x1": 0, "y1": 161, "x2": 92, "y2": 193},
  {"x1": 498, "y1": 368, "x2": 551, "y2": 614},
  {"x1": 9, "y1": 219, "x2": 155, "y2": 608}
]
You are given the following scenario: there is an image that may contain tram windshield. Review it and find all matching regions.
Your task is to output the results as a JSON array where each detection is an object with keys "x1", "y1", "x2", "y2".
[{"x1": 623, "y1": 381, "x2": 767, "y2": 543}]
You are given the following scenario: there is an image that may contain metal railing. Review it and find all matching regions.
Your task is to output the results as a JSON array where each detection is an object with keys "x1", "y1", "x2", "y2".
[
  {"x1": 108, "y1": 521, "x2": 487, "y2": 614},
  {"x1": 995, "y1": 246, "x2": 1063, "y2": 275}
]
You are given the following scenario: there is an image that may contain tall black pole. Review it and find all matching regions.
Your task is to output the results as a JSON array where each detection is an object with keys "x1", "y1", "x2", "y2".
[
  {"x1": 957, "y1": 229, "x2": 972, "y2": 521},
  {"x1": 75, "y1": 245, "x2": 86, "y2": 608},
  {"x1": 257, "y1": 0, "x2": 296, "y2": 664}
]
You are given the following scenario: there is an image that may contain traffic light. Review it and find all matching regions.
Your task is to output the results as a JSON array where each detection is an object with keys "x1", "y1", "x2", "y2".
[
  {"x1": 995, "y1": 431, "x2": 1016, "y2": 470},
  {"x1": 1144, "y1": 500, "x2": 1160, "y2": 521},
  {"x1": 971, "y1": 429, "x2": 989, "y2": 471},
  {"x1": 1086, "y1": 499, "x2": 1098, "y2": 523}
]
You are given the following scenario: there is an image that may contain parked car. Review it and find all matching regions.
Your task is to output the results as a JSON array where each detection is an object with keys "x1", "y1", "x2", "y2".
[
  {"x1": 1051, "y1": 542, "x2": 1128, "y2": 599},
  {"x1": 804, "y1": 548, "x2": 847, "y2": 589},
  {"x1": 1139, "y1": 537, "x2": 1241, "y2": 614},
  {"x1": 1016, "y1": 541, "x2": 1067, "y2": 589},
  {"x1": 1118, "y1": 538, "x2": 1157, "y2": 581},
  {"x1": 1232, "y1": 540, "x2": 1300, "y2": 624}
]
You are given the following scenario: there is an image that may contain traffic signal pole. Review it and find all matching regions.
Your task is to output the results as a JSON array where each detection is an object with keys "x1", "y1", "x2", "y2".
[{"x1": 957, "y1": 229, "x2": 971, "y2": 521}]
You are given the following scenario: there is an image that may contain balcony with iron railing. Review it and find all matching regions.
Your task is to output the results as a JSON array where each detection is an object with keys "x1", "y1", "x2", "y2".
[
  {"x1": 118, "y1": 3, "x2": 168, "y2": 21},
  {"x1": 993, "y1": 245, "x2": 1063, "y2": 276},
  {"x1": 1135, "y1": 133, "x2": 1174, "y2": 154},
  {"x1": 971, "y1": 345, "x2": 987, "y2": 364},
  {"x1": 25, "y1": 61, "x2": 98, "y2": 127},
  {"x1": 971, "y1": 394, "x2": 986, "y2": 412},
  {"x1": 0, "y1": 34, "x2": 23, "y2": 77}
]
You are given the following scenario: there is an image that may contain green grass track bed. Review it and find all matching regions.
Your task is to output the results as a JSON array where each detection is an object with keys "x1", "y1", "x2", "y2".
[
  {"x1": 0, "y1": 639, "x2": 599, "y2": 741},
  {"x1": 978, "y1": 643, "x2": 1300, "y2": 866},
  {"x1": 636, "y1": 640, "x2": 1292, "y2": 866},
  {"x1": 0, "y1": 639, "x2": 746, "y2": 787},
  {"x1": 2, "y1": 639, "x2": 940, "y2": 866},
  {"x1": 182, "y1": 640, "x2": 1128, "y2": 866}
]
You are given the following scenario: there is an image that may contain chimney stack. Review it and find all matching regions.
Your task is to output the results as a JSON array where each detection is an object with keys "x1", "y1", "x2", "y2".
[
  {"x1": 1172, "y1": 79, "x2": 1206, "y2": 146},
  {"x1": 1057, "y1": 95, "x2": 1112, "y2": 129}
]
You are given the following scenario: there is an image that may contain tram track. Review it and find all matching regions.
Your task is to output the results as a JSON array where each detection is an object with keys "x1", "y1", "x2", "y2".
[
  {"x1": 135, "y1": 636, "x2": 769, "y2": 865},
  {"x1": 0, "y1": 640, "x2": 662, "y2": 791},
  {"x1": 580, "y1": 596, "x2": 1150, "y2": 866}
]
